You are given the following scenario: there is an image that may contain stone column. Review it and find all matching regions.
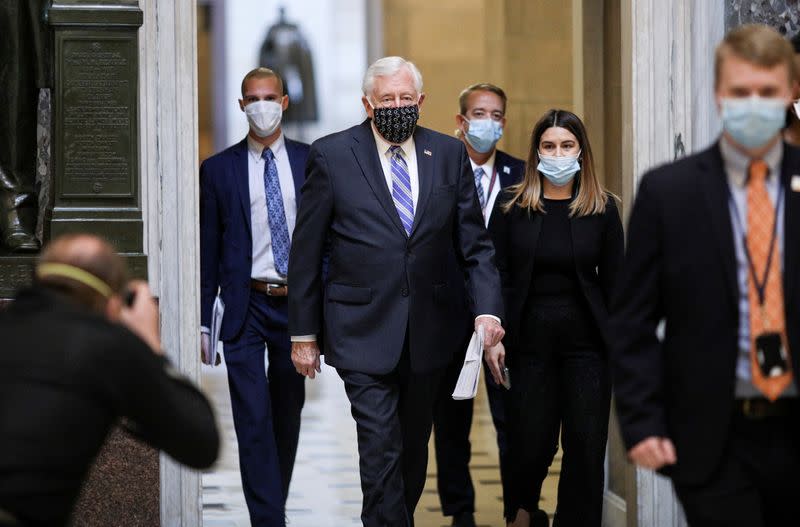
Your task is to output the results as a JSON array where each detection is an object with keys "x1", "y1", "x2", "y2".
[{"x1": 139, "y1": 0, "x2": 202, "y2": 524}]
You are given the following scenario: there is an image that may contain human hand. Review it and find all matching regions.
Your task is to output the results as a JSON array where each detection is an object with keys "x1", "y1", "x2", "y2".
[
  {"x1": 484, "y1": 342, "x2": 506, "y2": 386},
  {"x1": 292, "y1": 341, "x2": 321, "y2": 379},
  {"x1": 628, "y1": 436, "x2": 677, "y2": 470},
  {"x1": 476, "y1": 316, "x2": 505, "y2": 348},
  {"x1": 200, "y1": 333, "x2": 221, "y2": 365},
  {"x1": 119, "y1": 281, "x2": 162, "y2": 355}
]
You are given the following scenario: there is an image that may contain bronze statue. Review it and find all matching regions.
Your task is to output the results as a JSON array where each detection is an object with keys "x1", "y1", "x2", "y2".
[
  {"x1": 259, "y1": 7, "x2": 318, "y2": 124},
  {"x1": 0, "y1": 1, "x2": 49, "y2": 252}
]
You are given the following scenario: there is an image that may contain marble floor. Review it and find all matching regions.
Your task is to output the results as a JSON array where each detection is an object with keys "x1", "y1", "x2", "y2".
[{"x1": 201, "y1": 360, "x2": 561, "y2": 527}]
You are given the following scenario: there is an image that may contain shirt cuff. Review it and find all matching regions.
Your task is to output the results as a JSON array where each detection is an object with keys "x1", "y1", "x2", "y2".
[
  {"x1": 200, "y1": 326, "x2": 210, "y2": 335},
  {"x1": 475, "y1": 314, "x2": 501, "y2": 324},
  {"x1": 291, "y1": 335, "x2": 317, "y2": 342}
]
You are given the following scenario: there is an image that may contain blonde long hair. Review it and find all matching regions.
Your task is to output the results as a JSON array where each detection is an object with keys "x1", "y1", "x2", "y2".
[{"x1": 504, "y1": 109, "x2": 608, "y2": 217}]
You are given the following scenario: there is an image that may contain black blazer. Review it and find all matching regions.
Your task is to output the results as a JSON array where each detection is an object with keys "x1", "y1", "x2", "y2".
[
  {"x1": 288, "y1": 120, "x2": 504, "y2": 375},
  {"x1": 610, "y1": 142, "x2": 800, "y2": 485},
  {"x1": 488, "y1": 189, "x2": 623, "y2": 355}
]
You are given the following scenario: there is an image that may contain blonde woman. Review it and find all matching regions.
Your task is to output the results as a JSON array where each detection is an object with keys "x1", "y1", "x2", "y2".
[{"x1": 486, "y1": 109, "x2": 623, "y2": 527}]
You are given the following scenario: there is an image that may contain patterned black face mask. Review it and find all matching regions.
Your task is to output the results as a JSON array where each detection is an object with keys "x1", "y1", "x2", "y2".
[{"x1": 371, "y1": 104, "x2": 420, "y2": 144}]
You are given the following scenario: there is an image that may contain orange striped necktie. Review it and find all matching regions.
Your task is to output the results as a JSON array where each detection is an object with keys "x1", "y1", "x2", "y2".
[{"x1": 746, "y1": 159, "x2": 792, "y2": 401}]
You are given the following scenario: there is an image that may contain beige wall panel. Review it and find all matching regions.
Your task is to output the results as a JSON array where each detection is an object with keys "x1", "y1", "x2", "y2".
[
  {"x1": 383, "y1": 5, "x2": 410, "y2": 57},
  {"x1": 407, "y1": 6, "x2": 485, "y2": 61},
  {"x1": 395, "y1": 0, "x2": 483, "y2": 8},
  {"x1": 503, "y1": 0, "x2": 527, "y2": 35},
  {"x1": 416, "y1": 61, "x2": 482, "y2": 132},
  {"x1": 383, "y1": 0, "x2": 575, "y2": 161}
]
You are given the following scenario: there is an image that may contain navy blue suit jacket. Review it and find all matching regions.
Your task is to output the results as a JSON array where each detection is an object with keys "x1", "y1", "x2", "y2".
[
  {"x1": 200, "y1": 136, "x2": 310, "y2": 341},
  {"x1": 288, "y1": 120, "x2": 504, "y2": 375},
  {"x1": 493, "y1": 149, "x2": 526, "y2": 193}
]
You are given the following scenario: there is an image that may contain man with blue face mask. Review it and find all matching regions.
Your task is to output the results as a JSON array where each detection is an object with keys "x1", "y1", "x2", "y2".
[
  {"x1": 429, "y1": 83, "x2": 533, "y2": 527},
  {"x1": 199, "y1": 67, "x2": 310, "y2": 527},
  {"x1": 611, "y1": 24, "x2": 800, "y2": 526}
]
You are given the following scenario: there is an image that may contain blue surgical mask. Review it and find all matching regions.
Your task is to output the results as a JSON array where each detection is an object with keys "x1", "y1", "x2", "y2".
[
  {"x1": 721, "y1": 96, "x2": 787, "y2": 149},
  {"x1": 464, "y1": 118, "x2": 503, "y2": 153},
  {"x1": 537, "y1": 152, "x2": 581, "y2": 187}
]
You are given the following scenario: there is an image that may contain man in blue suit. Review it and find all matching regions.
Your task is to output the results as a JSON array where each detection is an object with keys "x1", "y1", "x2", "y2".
[
  {"x1": 432, "y1": 83, "x2": 530, "y2": 527},
  {"x1": 199, "y1": 67, "x2": 309, "y2": 527},
  {"x1": 288, "y1": 57, "x2": 506, "y2": 527}
]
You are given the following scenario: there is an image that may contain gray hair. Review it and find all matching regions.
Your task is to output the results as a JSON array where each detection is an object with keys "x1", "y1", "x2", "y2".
[{"x1": 362, "y1": 56, "x2": 423, "y2": 97}]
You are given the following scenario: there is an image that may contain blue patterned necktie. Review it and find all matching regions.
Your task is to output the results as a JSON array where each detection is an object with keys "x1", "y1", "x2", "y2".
[
  {"x1": 389, "y1": 146, "x2": 414, "y2": 235},
  {"x1": 261, "y1": 148, "x2": 290, "y2": 276},
  {"x1": 474, "y1": 166, "x2": 486, "y2": 210}
]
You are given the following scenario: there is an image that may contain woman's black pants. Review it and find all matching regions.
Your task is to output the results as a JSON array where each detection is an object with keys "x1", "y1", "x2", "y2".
[{"x1": 506, "y1": 297, "x2": 611, "y2": 526}]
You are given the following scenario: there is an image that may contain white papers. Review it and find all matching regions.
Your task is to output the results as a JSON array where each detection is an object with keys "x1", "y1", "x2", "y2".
[
  {"x1": 207, "y1": 295, "x2": 225, "y2": 366},
  {"x1": 452, "y1": 325, "x2": 485, "y2": 400}
]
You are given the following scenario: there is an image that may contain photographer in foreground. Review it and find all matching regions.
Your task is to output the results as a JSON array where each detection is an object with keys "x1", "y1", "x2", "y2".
[{"x1": 0, "y1": 233, "x2": 219, "y2": 527}]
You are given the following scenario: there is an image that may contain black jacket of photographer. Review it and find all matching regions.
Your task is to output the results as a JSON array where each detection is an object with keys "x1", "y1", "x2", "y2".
[{"x1": 0, "y1": 287, "x2": 219, "y2": 526}]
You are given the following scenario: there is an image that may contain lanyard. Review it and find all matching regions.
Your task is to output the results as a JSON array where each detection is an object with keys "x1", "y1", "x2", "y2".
[
  {"x1": 481, "y1": 166, "x2": 499, "y2": 217},
  {"x1": 727, "y1": 178, "x2": 784, "y2": 308}
]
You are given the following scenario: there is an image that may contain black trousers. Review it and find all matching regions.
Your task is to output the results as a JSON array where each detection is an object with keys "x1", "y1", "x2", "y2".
[
  {"x1": 432, "y1": 336, "x2": 511, "y2": 518},
  {"x1": 338, "y1": 344, "x2": 443, "y2": 527},
  {"x1": 673, "y1": 407, "x2": 800, "y2": 527},
  {"x1": 507, "y1": 297, "x2": 610, "y2": 526}
]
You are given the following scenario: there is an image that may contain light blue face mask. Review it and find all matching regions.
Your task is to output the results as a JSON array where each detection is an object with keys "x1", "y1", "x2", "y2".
[
  {"x1": 720, "y1": 96, "x2": 787, "y2": 149},
  {"x1": 537, "y1": 152, "x2": 581, "y2": 187},
  {"x1": 464, "y1": 118, "x2": 503, "y2": 154}
]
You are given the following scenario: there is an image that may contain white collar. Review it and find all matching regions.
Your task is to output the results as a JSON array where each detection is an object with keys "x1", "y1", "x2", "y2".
[
  {"x1": 247, "y1": 132, "x2": 285, "y2": 161},
  {"x1": 468, "y1": 150, "x2": 497, "y2": 176}
]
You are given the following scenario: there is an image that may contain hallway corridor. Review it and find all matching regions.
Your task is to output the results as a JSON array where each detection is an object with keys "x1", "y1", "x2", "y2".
[{"x1": 201, "y1": 361, "x2": 561, "y2": 526}]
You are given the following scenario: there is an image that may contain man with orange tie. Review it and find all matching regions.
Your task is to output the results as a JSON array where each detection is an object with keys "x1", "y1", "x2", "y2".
[{"x1": 611, "y1": 24, "x2": 800, "y2": 526}]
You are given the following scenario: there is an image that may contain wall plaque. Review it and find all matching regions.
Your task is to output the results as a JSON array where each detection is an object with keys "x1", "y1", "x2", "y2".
[{"x1": 61, "y1": 38, "x2": 136, "y2": 198}]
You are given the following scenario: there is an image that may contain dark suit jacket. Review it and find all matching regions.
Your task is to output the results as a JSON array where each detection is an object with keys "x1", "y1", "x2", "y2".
[
  {"x1": 493, "y1": 150, "x2": 526, "y2": 193},
  {"x1": 610, "y1": 141, "x2": 800, "y2": 485},
  {"x1": 200, "y1": 136, "x2": 310, "y2": 341},
  {"x1": 488, "y1": 188, "x2": 624, "y2": 356},
  {"x1": 446, "y1": 149, "x2": 526, "y2": 344},
  {"x1": 288, "y1": 120, "x2": 504, "y2": 375}
]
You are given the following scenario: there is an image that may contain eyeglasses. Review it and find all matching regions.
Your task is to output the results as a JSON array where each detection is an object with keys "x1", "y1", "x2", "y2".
[{"x1": 371, "y1": 95, "x2": 419, "y2": 109}]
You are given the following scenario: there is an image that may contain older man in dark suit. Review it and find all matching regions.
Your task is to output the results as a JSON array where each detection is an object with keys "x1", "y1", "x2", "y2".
[{"x1": 289, "y1": 57, "x2": 505, "y2": 527}]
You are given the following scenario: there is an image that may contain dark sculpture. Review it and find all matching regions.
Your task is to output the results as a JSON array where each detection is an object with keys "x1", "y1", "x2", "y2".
[
  {"x1": 0, "y1": 1, "x2": 49, "y2": 252},
  {"x1": 258, "y1": 7, "x2": 318, "y2": 124}
]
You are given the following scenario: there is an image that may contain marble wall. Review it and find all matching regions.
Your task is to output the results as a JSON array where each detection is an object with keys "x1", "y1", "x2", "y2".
[{"x1": 726, "y1": 0, "x2": 800, "y2": 36}]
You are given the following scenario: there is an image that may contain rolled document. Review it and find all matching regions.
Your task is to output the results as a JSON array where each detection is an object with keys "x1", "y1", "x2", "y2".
[{"x1": 451, "y1": 325, "x2": 485, "y2": 400}]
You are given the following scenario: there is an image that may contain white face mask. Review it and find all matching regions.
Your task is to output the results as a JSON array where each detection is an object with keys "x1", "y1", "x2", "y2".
[
  {"x1": 794, "y1": 99, "x2": 800, "y2": 120},
  {"x1": 244, "y1": 100, "x2": 283, "y2": 137}
]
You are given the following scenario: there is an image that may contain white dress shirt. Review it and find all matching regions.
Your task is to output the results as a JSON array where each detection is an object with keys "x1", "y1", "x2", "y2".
[
  {"x1": 247, "y1": 133, "x2": 297, "y2": 283},
  {"x1": 470, "y1": 151, "x2": 499, "y2": 228},
  {"x1": 371, "y1": 124, "x2": 420, "y2": 207}
]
